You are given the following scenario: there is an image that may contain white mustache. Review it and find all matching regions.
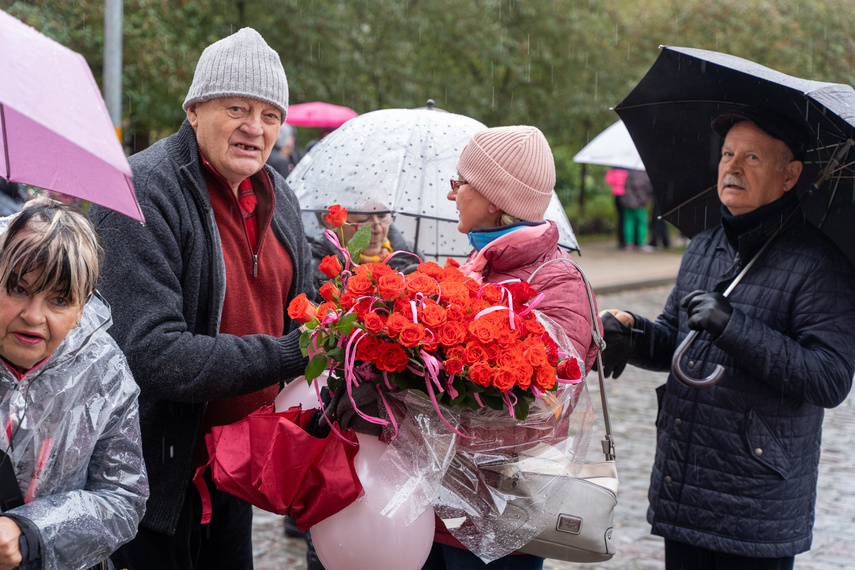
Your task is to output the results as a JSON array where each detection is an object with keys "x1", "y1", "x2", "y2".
[{"x1": 722, "y1": 174, "x2": 746, "y2": 188}]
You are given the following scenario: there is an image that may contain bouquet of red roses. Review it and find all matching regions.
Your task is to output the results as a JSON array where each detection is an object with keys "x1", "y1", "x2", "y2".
[{"x1": 288, "y1": 206, "x2": 582, "y2": 424}]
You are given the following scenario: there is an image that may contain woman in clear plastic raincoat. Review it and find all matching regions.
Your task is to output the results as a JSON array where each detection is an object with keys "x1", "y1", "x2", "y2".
[{"x1": 0, "y1": 197, "x2": 147, "y2": 570}]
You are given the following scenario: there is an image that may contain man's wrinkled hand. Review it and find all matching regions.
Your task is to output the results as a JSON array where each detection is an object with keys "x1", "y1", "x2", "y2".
[
  {"x1": 681, "y1": 290, "x2": 733, "y2": 339},
  {"x1": 597, "y1": 310, "x2": 635, "y2": 379}
]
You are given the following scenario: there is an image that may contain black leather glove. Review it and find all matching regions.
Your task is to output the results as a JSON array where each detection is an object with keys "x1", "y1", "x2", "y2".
[
  {"x1": 322, "y1": 382, "x2": 383, "y2": 436},
  {"x1": 681, "y1": 290, "x2": 733, "y2": 339},
  {"x1": 598, "y1": 312, "x2": 634, "y2": 379}
]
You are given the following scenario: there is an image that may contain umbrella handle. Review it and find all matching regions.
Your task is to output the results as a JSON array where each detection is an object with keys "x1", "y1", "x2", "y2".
[{"x1": 670, "y1": 330, "x2": 724, "y2": 389}]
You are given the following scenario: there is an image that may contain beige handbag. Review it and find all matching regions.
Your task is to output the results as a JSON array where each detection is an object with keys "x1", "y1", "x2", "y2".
[{"x1": 518, "y1": 258, "x2": 618, "y2": 562}]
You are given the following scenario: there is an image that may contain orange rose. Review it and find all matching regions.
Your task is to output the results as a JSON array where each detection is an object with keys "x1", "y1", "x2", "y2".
[
  {"x1": 386, "y1": 312, "x2": 411, "y2": 338},
  {"x1": 444, "y1": 345, "x2": 467, "y2": 361},
  {"x1": 468, "y1": 320, "x2": 499, "y2": 344},
  {"x1": 444, "y1": 257, "x2": 461, "y2": 269},
  {"x1": 376, "y1": 341, "x2": 409, "y2": 373},
  {"x1": 362, "y1": 312, "x2": 386, "y2": 335},
  {"x1": 483, "y1": 343, "x2": 501, "y2": 362},
  {"x1": 319, "y1": 255, "x2": 343, "y2": 279},
  {"x1": 417, "y1": 262, "x2": 444, "y2": 279},
  {"x1": 436, "y1": 321, "x2": 467, "y2": 348},
  {"x1": 464, "y1": 341, "x2": 489, "y2": 366},
  {"x1": 479, "y1": 284, "x2": 504, "y2": 305},
  {"x1": 338, "y1": 291, "x2": 358, "y2": 311},
  {"x1": 525, "y1": 319, "x2": 546, "y2": 336},
  {"x1": 468, "y1": 362, "x2": 494, "y2": 387},
  {"x1": 319, "y1": 282, "x2": 340, "y2": 301},
  {"x1": 492, "y1": 368, "x2": 516, "y2": 392},
  {"x1": 515, "y1": 362, "x2": 534, "y2": 389},
  {"x1": 444, "y1": 304, "x2": 469, "y2": 323},
  {"x1": 533, "y1": 365, "x2": 557, "y2": 391},
  {"x1": 316, "y1": 301, "x2": 338, "y2": 321},
  {"x1": 367, "y1": 262, "x2": 394, "y2": 280},
  {"x1": 496, "y1": 328, "x2": 518, "y2": 349},
  {"x1": 325, "y1": 205, "x2": 348, "y2": 228},
  {"x1": 399, "y1": 322, "x2": 426, "y2": 348},
  {"x1": 287, "y1": 293, "x2": 316, "y2": 323},
  {"x1": 439, "y1": 281, "x2": 469, "y2": 306},
  {"x1": 440, "y1": 267, "x2": 466, "y2": 282},
  {"x1": 347, "y1": 275, "x2": 375, "y2": 297},
  {"x1": 378, "y1": 273, "x2": 406, "y2": 301},
  {"x1": 420, "y1": 301, "x2": 447, "y2": 329},
  {"x1": 405, "y1": 274, "x2": 439, "y2": 297},
  {"x1": 523, "y1": 344, "x2": 550, "y2": 368},
  {"x1": 496, "y1": 347, "x2": 525, "y2": 369},
  {"x1": 421, "y1": 330, "x2": 439, "y2": 353}
]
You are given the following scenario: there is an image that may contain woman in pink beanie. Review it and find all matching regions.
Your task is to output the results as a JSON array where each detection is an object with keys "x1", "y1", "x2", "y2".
[{"x1": 422, "y1": 125, "x2": 600, "y2": 569}]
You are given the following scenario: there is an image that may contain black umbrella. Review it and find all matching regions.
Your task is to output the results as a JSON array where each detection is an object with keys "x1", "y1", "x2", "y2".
[{"x1": 614, "y1": 46, "x2": 855, "y2": 387}]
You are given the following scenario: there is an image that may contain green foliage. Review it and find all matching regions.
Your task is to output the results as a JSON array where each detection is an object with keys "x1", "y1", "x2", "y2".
[{"x1": 7, "y1": 0, "x2": 855, "y2": 232}]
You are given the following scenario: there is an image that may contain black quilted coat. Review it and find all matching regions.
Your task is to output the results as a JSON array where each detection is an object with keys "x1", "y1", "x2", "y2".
[{"x1": 628, "y1": 193, "x2": 855, "y2": 557}]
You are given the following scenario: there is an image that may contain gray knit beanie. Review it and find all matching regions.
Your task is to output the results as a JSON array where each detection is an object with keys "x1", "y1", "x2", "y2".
[
  {"x1": 457, "y1": 126, "x2": 555, "y2": 222},
  {"x1": 183, "y1": 28, "x2": 289, "y2": 122}
]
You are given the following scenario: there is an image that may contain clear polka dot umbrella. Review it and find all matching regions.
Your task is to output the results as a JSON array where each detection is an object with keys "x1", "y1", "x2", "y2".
[{"x1": 286, "y1": 107, "x2": 578, "y2": 262}]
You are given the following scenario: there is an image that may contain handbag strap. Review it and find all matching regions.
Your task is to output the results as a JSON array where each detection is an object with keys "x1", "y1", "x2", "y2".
[{"x1": 527, "y1": 257, "x2": 615, "y2": 461}]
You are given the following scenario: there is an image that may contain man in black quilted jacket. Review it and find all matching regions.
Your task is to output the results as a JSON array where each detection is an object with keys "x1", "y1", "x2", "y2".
[{"x1": 599, "y1": 108, "x2": 855, "y2": 570}]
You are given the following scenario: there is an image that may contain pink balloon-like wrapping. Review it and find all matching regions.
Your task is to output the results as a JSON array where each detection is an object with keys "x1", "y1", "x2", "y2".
[
  {"x1": 274, "y1": 375, "x2": 327, "y2": 412},
  {"x1": 311, "y1": 432, "x2": 436, "y2": 570}
]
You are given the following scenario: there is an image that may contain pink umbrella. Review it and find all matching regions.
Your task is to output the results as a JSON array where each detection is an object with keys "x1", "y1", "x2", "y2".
[
  {"x1": 286, "y1": 102, "x2": 358, "y2": 129},
  {"x1": 0, "y1": 10, "x2": 144, "y2": 222}
]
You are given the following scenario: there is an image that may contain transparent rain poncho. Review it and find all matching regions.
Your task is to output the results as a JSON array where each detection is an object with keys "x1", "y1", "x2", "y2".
[
  {"x1": 286, "y1": 107, "x2": 579, "y2": 262},
  {"x1": 0, "y1": 290, "x2": 148, "y2": 570},
  {"x1": 362, "y1": 314, "x2": 594, "y2": 563}
]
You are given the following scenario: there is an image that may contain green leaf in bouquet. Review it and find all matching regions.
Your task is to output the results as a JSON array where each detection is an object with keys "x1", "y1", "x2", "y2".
[
  {"x1": 335, "y1": 312, "x2": 359, "y2": 335},
  {"x1": 513, "y1": 398, "x2": 531, "y2": 421},
  {"x1": 299, "y1": 332, "x2": 312, "y2": 350},
  {"x1": 326, "y1": 346, "x2": 345, "y2": 362},
  {"x1": 305, "y1": 353, "x2": 329, "y2": 382},
  {"x1": 346, "y1": 226, "x2": 372, "y2": 260}
]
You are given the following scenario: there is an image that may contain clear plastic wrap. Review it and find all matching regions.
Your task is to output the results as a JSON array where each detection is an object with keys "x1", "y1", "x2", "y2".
[{"x1": 370, "y1": 312, "x2": 595, "y2": 562}]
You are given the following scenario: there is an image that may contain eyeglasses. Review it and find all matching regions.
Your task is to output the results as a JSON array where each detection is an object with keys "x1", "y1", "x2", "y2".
[
  {"x1": 350, "y1": 213, "x2": 395, "y2": 229},
  {"x1": 449, "y1": 178, "x2": 467, "y2": 191}
]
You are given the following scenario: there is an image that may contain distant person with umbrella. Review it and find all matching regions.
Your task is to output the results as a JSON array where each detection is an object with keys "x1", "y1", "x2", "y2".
[
  {"x1": 89, "y1": 28, "x2": 313, "y2": 570},
  {"x1": 599, "y1": 109, "x2": 855, "y2": 569},
  {"x1": 604, "y1": 168, "x2": 628, "y2": 249},
  {"x1": 621, "y1": 169, "x2": 653, "y2": 251},
  {"x1": 424, "y1": 125, "x2": 600, "y2": 570}
]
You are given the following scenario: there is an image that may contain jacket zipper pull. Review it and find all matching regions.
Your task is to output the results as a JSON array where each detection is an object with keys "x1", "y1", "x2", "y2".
[{"x1": 253, "y1": 254, "x2": 258, "y2": 278}]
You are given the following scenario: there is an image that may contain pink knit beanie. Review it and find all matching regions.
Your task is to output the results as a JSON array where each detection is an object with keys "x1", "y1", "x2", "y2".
[{"x1": 456, "y1": 125, "x2": 555, "y2": 222}]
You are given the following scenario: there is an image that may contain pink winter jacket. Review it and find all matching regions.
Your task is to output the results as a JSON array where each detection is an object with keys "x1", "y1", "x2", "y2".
[{"x1": 460, "y1": 221, "x2": 600, "y2": 373}]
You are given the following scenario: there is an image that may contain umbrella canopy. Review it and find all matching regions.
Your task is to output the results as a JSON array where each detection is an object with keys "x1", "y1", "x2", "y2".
[
  {"x1": 0, "y1": 10, "x2": 143, "y2": 222},
  {"x1": 614, "y1": 45, "x2": 855, "y2": 265},
  {"x1": 287, "y1": 107, "x2": 579, "y2": 261},
  {"x1": 286, "y1": 101, "x2": 359, "y2": 129},
  {"x1": 572, "y1": 120, "x2": 644, "y2": 171}
]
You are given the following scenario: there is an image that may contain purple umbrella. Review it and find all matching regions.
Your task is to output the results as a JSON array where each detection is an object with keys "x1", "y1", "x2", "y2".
[{"x1": 0, "y1": 9, "x2": 144, "y2": 222}]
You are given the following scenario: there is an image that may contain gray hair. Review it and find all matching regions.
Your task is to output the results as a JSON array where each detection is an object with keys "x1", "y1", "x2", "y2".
[{"x1": 0, "y1": 196, "x2": 103, "y2": 305}]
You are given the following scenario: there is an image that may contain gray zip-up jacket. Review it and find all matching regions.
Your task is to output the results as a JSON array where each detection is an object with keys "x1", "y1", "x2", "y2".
[
  {"x1": 89, "y1": 120, "x2": 313, "y2": 535},
  {"x1": 0, "y1": 289, "x2": 147, "y2": 570}
]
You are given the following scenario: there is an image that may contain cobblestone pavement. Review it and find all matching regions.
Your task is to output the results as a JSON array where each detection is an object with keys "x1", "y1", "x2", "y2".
[{"x1": 252, "y1": 285, "x2": 855, "y2": 569}]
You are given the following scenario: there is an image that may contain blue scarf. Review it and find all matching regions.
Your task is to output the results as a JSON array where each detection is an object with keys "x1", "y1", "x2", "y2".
[{"x1": 468, "y1": 221, "x2": 546, "y2": 251}]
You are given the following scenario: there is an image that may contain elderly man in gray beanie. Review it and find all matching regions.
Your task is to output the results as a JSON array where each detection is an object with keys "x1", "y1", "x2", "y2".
[{"x1": 89, "y1": 28, "x2": 313, "y2": 570}]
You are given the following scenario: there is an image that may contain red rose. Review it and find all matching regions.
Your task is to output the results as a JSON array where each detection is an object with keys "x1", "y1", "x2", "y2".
[
  {"x1": 377, "y1": 273, "x2": 406, "y2": 301},
  {"x1": 362, "y1": 312, "x2": 386, "y2": 335},
  {"x1": 319, "y1": 282, "x2": 340, "y2": 301},
  {"x1": 325, "y1": 205, "x2": 348, "y2": 228},
  {"x1": 367, "y1": 262, "x2": 394, "y2": 280},
  {"x1": 479, "y1": 284, "x2": 504, "y2": 305},
  {"x1": 376, "y1": 341, "x2": 409, "y2": 373},
  {"x1": 525, "y1": 319, "x2": 546, "y2": 336},
  {"x1": 523, "y1": 344, "x2": 549, "y2": 368},
  {"x1": 316, "y1": 301, "x2": 338, "y2": 321},
  {"x1": 356, "y1": 335, "x2": 382, "y2": 361},
  {"x1": 557, "y1": 358, "x2": 582, "y2": 381},
  {"x1": 347, "y1": 275, "x2": 375, "y2": 297},
  {"x1": 319, "y1": 255, "x2": 343, "y2": 279},
  {"x1": 444, "y1": 304, "x2": 469, "y2": 323},
  {"x1": 287, "y1": 293, "x2": 316, "y2": 323},
  {"x1": 444, "y1": 358, "x2": 464, "y2": 375},
  {"x1": 464, "y1": 341, "x2": 489, "y2": 366},
  {"x1": 399, "y1": 322, "x2": 426, "y2": 348},
  {"x1": 440, "y1": 281, "x2": 470, "y2": 306},
  {"x1": 444, "y1": 346, "x2": 466, "y2": 361}
]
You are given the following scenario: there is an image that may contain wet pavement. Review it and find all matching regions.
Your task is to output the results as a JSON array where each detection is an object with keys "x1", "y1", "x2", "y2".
[{"x1": 252, "y1": 284, "x2": 855, "y2": 569}]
